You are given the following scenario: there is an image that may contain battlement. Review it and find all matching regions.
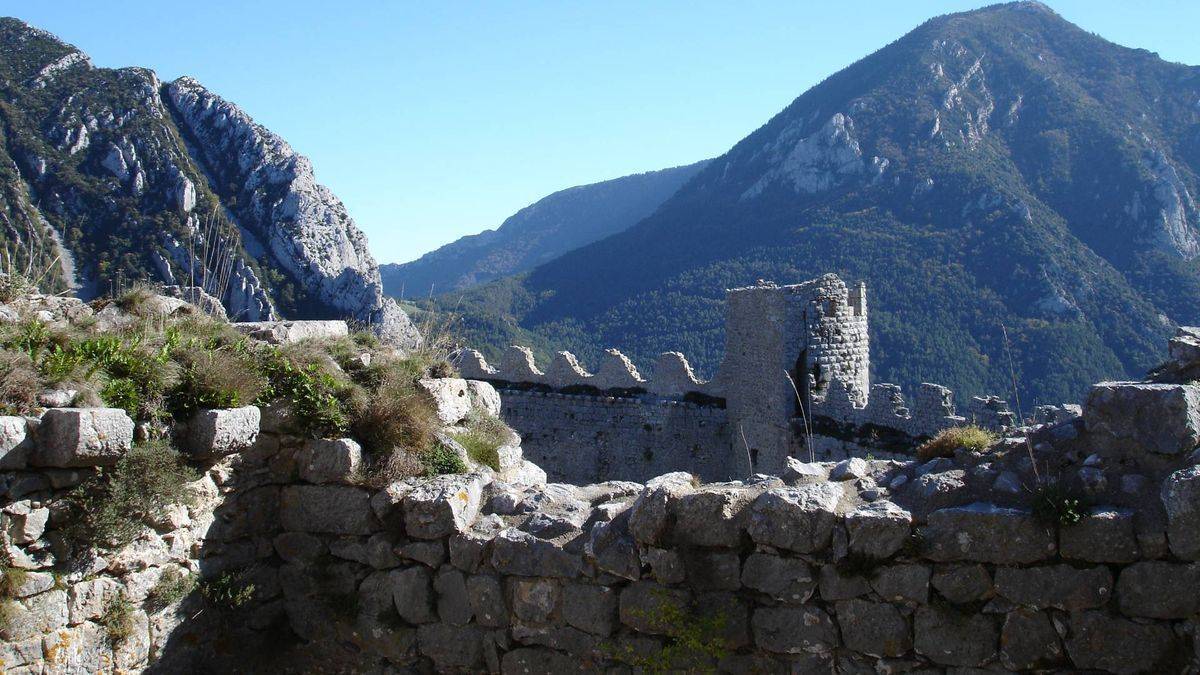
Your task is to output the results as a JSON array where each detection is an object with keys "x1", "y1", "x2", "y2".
[{"x1": 463, "y1": 273, "x2": 1023, "y2": 481}]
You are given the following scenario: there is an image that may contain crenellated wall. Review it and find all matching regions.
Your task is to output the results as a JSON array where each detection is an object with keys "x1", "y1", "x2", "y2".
[{"x1": 458, "y1": 274, "x2": 1022, "y2": 482}]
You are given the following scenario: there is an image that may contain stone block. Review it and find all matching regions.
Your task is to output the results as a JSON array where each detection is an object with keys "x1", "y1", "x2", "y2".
[
  {"x1": 932, "y1": 564, "x2": 993, "y2": 604},
  {"x1": 1116, "y1": 561, "x2": 1200, "y2": 619},
  {"x1": 416, "y1": 623, "x2": 486, "y2": 671},
  {"x1": 297, "y1": 437, "x2": 362, "y2": 484},
  {"x1": 681, "y1": 550, "x2": 740, "y2": 591},
  {"x1": 870, "y1": 564, "x2": 930, "y2": 604},
  {"x1": 1065, "y1": 611, "x2": 1179, "y2": 673},
  {"x1": 2, "y1": 500, "x2": 48, "y2": 545},
  {"x1": 34, "y1": 408, "x2": 133, "y2": 467},
  {"x1": 466, "y1": 574, "x2": 507, "y2": 627},
  {"x1": 844, "y1": 500, "x2": 911, "y2": 559},
  {"x1": 466, "y1": 380, "x2": 501, "y2": 417},
  {"x1": 1000, "y1": 608, "x2": 1063, "y2": 671},
  {"x1": 563, "y1": 584, "x2": 618, "y2": 636},
  {"x1": 913, "y1": 605, "x2": 998, "y2": 667},
  {"x1": 234, "y1": 320, "x2": 348, "y2": 344},
  {"x1": 393, "y1": 566, "x2": 436, "y2": 624},
  {"x1": 403, "y1": 473, "x2": 485, "y2": 539},
  {"x1": 817, "y1": 566, "x2": 870, "y2": 600},
  {"x1": 279, "y1": 485, "x2": 377, "y2": 535},
  {"x1": 752, "y1": 606, "x2": 838, "y2": 654},
  {"x1": 921, "y1": 503, "x2": 1055, "y2": 564},
  {"x1": 994, "y1": 565, "x2": 1112, "y2": 611},
  {"x1": 510, "y1": 577, "x2": 559, "y2": 624},
  {"x1": 1084, "y1": 382, "x2": 1200, "y2": 455},
  {"x1": 418, "y1": 377, "x2": 474, "y2": 425},
  {"x1": 399, "y1": 540, "x2": 446, "y2": 568},
  {"x1": 671, "y1": 483, "x2": 758, "y2": 548},
  {"x1": 619, "y1": 581, "x2": 690, "y2": 635},
  {"x1": 491, "y1": 528, "x2": 581, "y2": 578},
  {"x1": 747, "y1": 483, "x2": 843, "y2": 553},
  {"x1": 641, "y1": 547, "x2": 685, "y2": 585},
  {"x1": 1162, "y1": 465, "x2": 1200, "y2": 559},
  {"x1": 835, "y1": 599, "x2": 911, "y2": 657},
  {"x1": 0, "y1": 416, "x2": 31, "y2": 469},
  {"x1": 784, "y1": 457, "x2": 827, "y2": 483},
  {"x1": 502, "y1": 648, "x2": 591, "y2": 673},
  {"x1": 586, "y1": 513, "x2": 640, "y2": 580},
  {"x1": 741, "y1": 553, "x2": 816, "y2": 603},
  {"x1": 1060, "y1": 507, "x2": 1138, "y2": 563},
  {"x1": 628, "y1": 472, "x2": 695, "y2": 545},
  {"x1": 434, "y1": 567, "x2": 472, "y2": 625},
  {"x1": 183, "y1": 406, "x2": 260, "y2": 459}
]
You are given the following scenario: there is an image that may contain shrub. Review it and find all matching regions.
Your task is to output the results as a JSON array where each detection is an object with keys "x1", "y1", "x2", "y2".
[
  {"x1": 609, "y1": 591, "x2": 728, "y2": 673},
  {"x1": 38, "y1": 344, "x2": 84, "y2": 383},
  {"x1": 172, "y1": 349, "x2": 266, "y2": 417},
  {"x1": 422, "y1": 442, "x2": 468, "y2": 476},
  {"x1": 66, "y1": 440, "x2": 197, "y2": 550},
  {"x1": 200, "y1": 569, "x2": 256, "y2": 610},
  {"x1": 99, "y1": 594, "x2": 136, "y2": 644},
  {"x1": 349, "y1": 379, "x2": 439, "y2": 456},
  {"x1": 1031, "y1": 481, "x2": 1084, "y2": 526},
  {"x1": 450, "y1": 409, "x2": 515, "y2": 470},
  {"x1": 0, "y1": 351, "x2": 38, "y2": 414},
  {"x1": 256, "y1": 348, "x2": 349, "y2": 437},
  {"x1": 0, "y1": 565, "x2": 28, "y2": 598},
  {"x1": 147, "y1": 567, "x2": 197, "y2": 612},
  {"x1": 915, "y1": 425, "x2": 998, "y2": 460},
  {"x1": 101, "y1": 377, "x2": 140, "y2": 418},
  {"x1": 6, "y1": 319, "x2": 50, "y2": 361},
  {"x1": 359, "y1": 449, "x2": 427, "y2": 488},
  {"x1": 114, "y1": 284, "x2": 157, "y2": 316}
]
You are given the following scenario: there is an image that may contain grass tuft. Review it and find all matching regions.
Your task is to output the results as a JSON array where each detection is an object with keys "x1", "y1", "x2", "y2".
[{"x1": 915, "y1": 425, "x2": 998, "y2": 460}]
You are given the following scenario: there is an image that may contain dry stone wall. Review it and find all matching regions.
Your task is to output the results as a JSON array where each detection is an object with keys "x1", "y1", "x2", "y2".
[{"x1": 3, "y1": 364, "x2": 1200, "y2": 673}]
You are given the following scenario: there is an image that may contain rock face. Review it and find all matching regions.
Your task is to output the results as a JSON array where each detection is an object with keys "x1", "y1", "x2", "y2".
[
  {"x1": 165, "y1": 78, "x2": 419, "y2": 348},
  {"x1": 0, "y1": 19, "x2": 419, "y2": 347}
]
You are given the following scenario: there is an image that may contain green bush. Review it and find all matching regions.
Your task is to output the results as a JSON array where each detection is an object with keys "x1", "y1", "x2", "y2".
[
  {"x1": 1031, "y1": 481, "x2": 1084, "y2": 526},
  {"x1": 257, "y1": 348, "x2": 349, "y2": 437},
  {"x1": 172, "y1": 349, "x2": 266, "y2": 418},
  {"x1": 200, "y1": 569, "x2": 256, "y2": 610},
  {"x1": 609, "y1": 590, "x2": 728, "y2": 673},
  {"x1": 66, "y1": 440, "x2": 198, "y2": 550},
  {"x1": 450, "y1": 409, "x2": 515, "y2": 470},
  {"x1": 99, "y1": 594, "x2": 136, "y2": 644},
  {"x1": 147, "y1": 567, "x2": 197, "y2": 612},
  {"x1": 422, "y1": 442, "x2": 467, "y2": 476},
  {"x1": 101, "y1": 377, "x2": 140, "y2": 418}
]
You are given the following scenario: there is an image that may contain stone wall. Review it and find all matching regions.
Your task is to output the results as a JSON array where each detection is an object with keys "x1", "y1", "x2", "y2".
[
  {"x1": 3, "y1": 367, "x2": 1200, "y2": 673},
  {"x1": 459, "y1": 274, "x2": 1023, "y2": 481}
]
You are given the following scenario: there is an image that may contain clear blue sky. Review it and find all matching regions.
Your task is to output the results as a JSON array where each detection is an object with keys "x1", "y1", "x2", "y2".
[{"x1": 9, "y1": 1, "x2": 1200, "y2": 264}]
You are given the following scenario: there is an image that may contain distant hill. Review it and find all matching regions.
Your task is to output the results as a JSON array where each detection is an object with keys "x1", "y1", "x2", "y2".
[
  {"x1": 380, "y1": 161, "x2": 708, "y2": 297},
  {"x1": 435, "y1": 1, "x2": 1200, "y2": 406}
]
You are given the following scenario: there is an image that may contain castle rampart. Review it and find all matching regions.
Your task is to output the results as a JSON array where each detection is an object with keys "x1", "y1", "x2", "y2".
[{"x1": 458, "y1": 273, "x2": 1020, "y2": 483}]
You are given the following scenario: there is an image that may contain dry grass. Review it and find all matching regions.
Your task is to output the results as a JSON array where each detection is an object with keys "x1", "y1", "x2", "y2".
[
  {"x1": 450, "y1": 409, "x2": 516, "y2": 470},
  {"x1": 916, "y1": 425, "x2": 999, "y2": 461},
  {"x1": 0, "y1": 351, "x2": 38, "y2": 414}
]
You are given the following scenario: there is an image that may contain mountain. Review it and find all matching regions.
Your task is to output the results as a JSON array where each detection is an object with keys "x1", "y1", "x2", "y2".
[
  {"x1": 0, "y1": 18, "x2": 419, "y2": 346},
  {"x1": 381, "y1": 160, "x2": 709, "y2": 297},
  {"x1": 435, "y1": 1, "x2": 1200, "y2": 406}
]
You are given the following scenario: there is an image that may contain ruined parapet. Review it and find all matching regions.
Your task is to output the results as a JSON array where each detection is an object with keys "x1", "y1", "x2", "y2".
[
  {"x1": 543, "y1": 350, "x2": 592, "y2": 386},
  {"x1": 498, "y1": 345, "x2": 545, "y2": 383},
  {"x1": 590, "y1": 348, "x2": 646, "y2": 389},
  {"x1": 650, "y1": 351, "x2": 708, "y2": 397},
  {"x1": 1033, "y1": 403, "x2": 1082, "y2": 426},
  {"x1": 455, "y1": 348, "x2": 498, "y2": 379},
  {"x1": 969, "y1": 395, "x2": 1017, "y2": 429}
]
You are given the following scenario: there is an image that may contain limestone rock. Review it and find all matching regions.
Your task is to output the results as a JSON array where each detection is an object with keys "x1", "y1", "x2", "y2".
[
  {"x1": 619, "y1": 582, "x2": 689, "y2": 635},
  {"x1": 993, "y1": 564, "x2": 1112, "y2": 611},
  {"x1": 466, "y1": 380, "x2": 501, "y2": 417},
  {"x1": 563, "y1": 583, "x2": 618, "y2": 636},
  {"x1": 741, "y1": 553, "x2": 816, "y2": 603},
  {"x1": 2, "y1": 500, "x2": 48, "y2": 545},
  {"x1": 844, "y1": 500, "x2": 911, "y2": 559},
  {"x1": 490, "y1": 527, "x2": 580, "y2": 578},
  {"x1": 1060, "y1": 507, "x2": 1138, "y2": 563},
  {"x1": 671, "y1": 482, "x2": 759, "y2": 547},
  {"x1": 627, "y1": 471, "x2": 694, "y2": 545},
  {"x1": 0, "y1": 416, "x2": 31, "y2": 469},
  {"x1": 418, "y1": 378, "x2": 474, "y2": 426},
  {"x1": 1065, "y1": 611, "x2": 1179, "y2": 674},
  {"x1": 921, "y1": 503, "x2": 1055, "y2": 564},
  {"x1": 1162, "y1": 464, "x2": 1200, "y2": 559},
  {"x1": 747, "y1": 483, "x2": 843, "y2": 553},
  {"x1": 835, "y1": 599, "x2": 911, "y2": 657},
  {"x1": 182, "y1": 406, "x2": 260, "y2": 459},
  {"x1": 297, "y1": 437, "x2": 362, "y2": 484},
  {"x1": 403, "y1": 473, "x2": 485, "y2": 539},
  {"x1": 1115, "y1": 561, "x2": 1200, "y2": 619},
  {"x1": 751, "y1": 605, "x2": 838, "y2": 654},
  {"x1": 1000, "y1": 608, "x2": 1063, "y2": 670},
  {"x1": 34, "y1": 408, "x2": 134, "y2": 467},
  {"x1": 1084, "y1": 381, "x2": 1200, "y2": 455},
  {"x1": 932, "y1": 564, "x2": 993, "y2": 604},
  {"x1": 913, "y1": 605, "x2": 998, "y2": 667},
  {"x1": 466, "y1": 574, "x2": 507, "y2": 627},
  {"x1": 279, "y1": 485, "x2": 377, "y2": 535}
]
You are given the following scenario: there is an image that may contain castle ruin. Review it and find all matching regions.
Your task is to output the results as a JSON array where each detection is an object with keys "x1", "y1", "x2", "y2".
[{"x1": 457, "y1": 273, "x2": 1021, "y2": 483}]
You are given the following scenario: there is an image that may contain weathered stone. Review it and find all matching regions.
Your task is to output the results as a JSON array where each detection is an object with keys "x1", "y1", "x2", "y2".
[
  {"x1": 870, "y1": 564, "x2": 930, "y2": 604},
  {"x1": 449, "y1": 514, "x2": 503, "y2": 572},
  {"x1": 0, "y1": 416, "x2": 31, "y2": 469},
  {"x1": 1085, "y1": 382, "x2": 1200, "y2": 455},
  {"x1": 432, "y1": 567, "x2": 472, "y2": 626},
  {"x1": 1000, "y1": 608, "x2": 1062, "y2": 671},
  {"x1": 466, "y1": 574, "x2": 507, "y2": 627},
  {"x1": 1162, "y1": 464, "x2": 1200, "y2": 559},
  {"x1": 1060, "y1": 507, "x2": 1139, "y2": 563},
  {"x1": 365, "y1": 533, "x2": 402, "y2": 569},
  {"x1": 393, "y1": 566, "x2": 436, "y2": 624},
  {"x1": 932, "y1": 564, "x2": 993, "y2": 604},
  {"x1": 3, "y1": 588, "x2": 67, "y2": 641},
  {"x1": 681, "y1": 549, "x2": 741, "y2": 591},
  {"x1": 418, "y1": 378, "x2": 474, "y2": 425},
  {"x1": 563, "y1": 583, "x2": 618, "y2": 636},
  {"x1": 586, "y1": 512, "x2": 640, "y2": 580},
  {"x1": 501, "y1": 647, "x2": 591, "y2": 673},
  {"x1": 830, "y1": 457, "x2": 868, "y2": 481},
  {"x1": 628, "y1": 472, "x2": 694, "y2": 545},
  {"x1": 465, "y1": 380, "x2": 501, "y2": 417},
  {"x1": 671, "y1": 483, "x2": 757, "y2": 547},
  {"x1": 403, "y1": 473, "x2": 485, "y2": 539},
  {"x1": 921, "y1": 503, "x2": 1055, "y2": 564},
  {"x1": 836, "y1": 599, "x2": 910, "y2": 657},
  {"x1": 491, "y1": 527, "x2": 581, "y2": 578},
  {"x1": 416, "y1": 623, "x2": 486, "y2": 670},
  {"x1": 399, "y1": 540, "x2": 446, "y2": 568},
  {"x1": 641, "y1": 547, "x2": 685, "y2": 585},
  {"x1": 279, "y1": 485, "x2": 376, "y2": 535},
  {"x1": 34, "y1": 408, "x2": 134, "y2": 467},
  {"x1": 510, "y1": 577, "x2": 559, "y2": 624},
  {"x1": 784, "y1": 457, "x2": 826, "y2": 483},
  {"x1": 234, "y1": 319, "x2": 349, "y2": 344},
  {"x1": 844, "y1": 500, "x2": 911, "y2": 559},
  {"x1": 297, "y1": 437, "x2": 362, "y2": 484},
  {"x1": 741, "y1": 553, "x2": 816, "y2": 603},
  {"x1": 619, "y1": 581, "x2": 690, "y2": 635},
  {"x1": 183, "y1": 406, "x2": 260, "y2": 459},
  {"x1": 271, "y1": 532, "x2": 327, "y2": 564},
  {"x1": 1065, "y1": 611, "x2": 1180, "y2": 674},
  {"x1": 752, "y1": 605, "x2": 838, "y2": 654},
  {"x1": 747, "y1": 483, "x2": 843, "y2": 553},
  {"x1": 913, "y1": 605, "x2": 998, "y2": 667},
  {"x1": 2, "y1": 501, "x2": 48, "y2": 545},
  {"x1": 818, "y1": 566, "x2": 870, "y2": 600},
  {"x1": 994, "y1": 565, "x2": 1112, "y2": 611},
  {"x1": 6, "y1": 571, "x2": 52, "y2": 598},
  {"x1": 696, "y1": 591, "x2": 751, "y2": 649},
  {"x1": 1116, "y1": 561, "x2": 1200, "y2": 619}
]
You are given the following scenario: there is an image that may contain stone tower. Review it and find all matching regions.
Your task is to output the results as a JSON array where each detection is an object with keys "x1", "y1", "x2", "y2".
[{"x1": 713, "y1": 274, "x2": 869, "y2": 475}]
